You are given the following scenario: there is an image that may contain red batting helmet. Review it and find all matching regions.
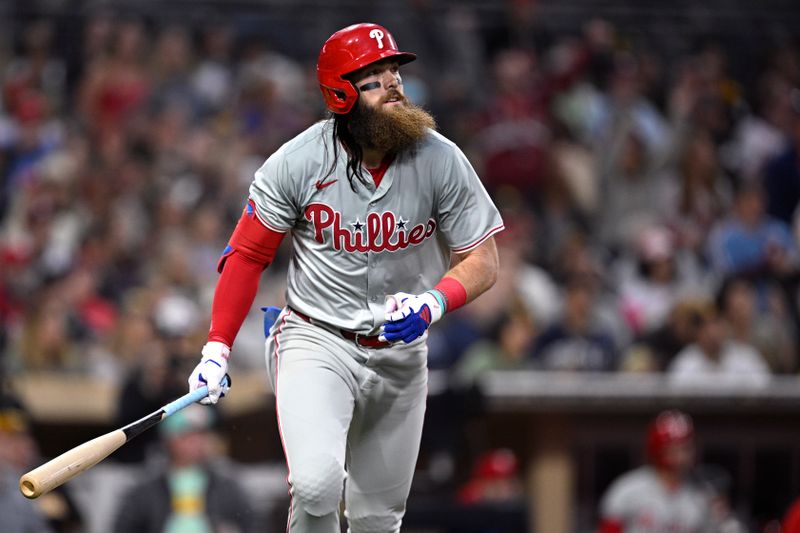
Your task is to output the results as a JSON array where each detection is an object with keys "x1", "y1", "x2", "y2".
[
  {"x1": 646, "y1": 410, "x2": 694, "y2": 468},
  {"x1": 317, "y1": 23, "x2": 416, "y2": 114}
]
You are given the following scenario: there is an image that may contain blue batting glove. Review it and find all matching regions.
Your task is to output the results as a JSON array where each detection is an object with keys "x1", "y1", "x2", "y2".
[{"x1": 380, "y1": 291, "x2": 445, "y2": 344}]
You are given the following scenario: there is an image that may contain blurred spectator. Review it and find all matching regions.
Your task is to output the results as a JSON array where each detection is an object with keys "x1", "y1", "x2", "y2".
[
  {"x1": 547, "y1": 136, "x2": 599, "y2": 220},
  {"x1": 451, "y1": 300, "x2": 537, "y2": 388},
  {"x1": 16, "y1": 293, "x2": 78, "y2": 372},
  {"x1": 551, "y1": 231, "x2": 631, "y2": 349},
  {"x1": 592, "y1": 51, "x2": 673, "y2": 252},
  {"x1": 725, "y1": 74, "x2": 795, "y2": 183},
  {"x1": 707, "y1": 181, "x2": 799, "y2": 281},
  {"x1": 191, "y1": 25, "x2": 235, "y2": 115},
  {"x1": 662, "y1": 128, "x2": 733, "y2": 254},
  {"x1": 598, "y1": 410, "x2": 728, "y2": 532},
  {"x1": 706, "y1": 180, "x2": 800, "y2": 332},
  {"x1": 615, "y1": 225, "x2": 710, "y2": 337},
  {"x1": 109, "y1": 288, "x2": 159, "y2": 366},
  {"x1": 11, "y1": 265, "x2": 119, "y2": 377},
  {"x1": 550, "y1": 20, "x2": 616, "y2": 147},
  {"x1": 531, "y1": 274, "x2": 617, "y2": 371},
  {"x1": 67, "y1": 11, "x2": 115, "y2": 87},
  {"x1": 763, "y1": 86, "x2": 800, "y2": 225},
  {"x1": 0, "y1": 390, "x2": 82, "y2": 532},
  {"x1": 620, "y1": 298, "x2": 710, "y2": 373},
  {"x1": 469, "y1": 35, "x2": 589, "y2": 205},
  {"x1": 591, "y1": 52, "x2": 672, "y2": 159},
  {"x1": 486, "y1": 206, "x2": 561, "y2": 327},
  {"x1": 112, "y1": 403, "x2": 259, "y2": 532},
  {"x1": 0, "y1": 391, "x2": 53, "y2": 533},
  {"x1": 469, "y1": 48, "x2": 549, "y2": 203},
  {"x1": 427, "y1": 310, "x2": 488, "y2": 371},
  {"x1": 149, "y1": 25, "x2": 199, "y2": 119},
  {"x1": 595, "y1": 127, "x2": 670, "y2": 255},
  {"x1": 1, "y1": 86, "x2": 62, "y2": 204},
  {"x1": 667, "y1": 50, "x2": 735, "y2": 145},
  {"x1": 716, "y1": 275, "x2": 797, "y2": 374},
  {"x1": 666, "y1": 300, "x2": 771, "y2": 387},
  {"x1": 536, "y1": 152, "x2": 593, "y2": 263},
  {"x1": 3, "y1": 20, "x2": 66, "y2": 117},
  {"x1": 428, "y1": 208, "x2": 558, "y2": 370},
  {"x1": 234, "y1": 37, "x2": 314, "y2": 156},
  {"x1": 113, "y1": 338, "x2": 193, "y2": 463},
  {"x1": 680, "y1": 44, "x2": 742, "y2": 145},
  {"x1": 77, "y1": 19, "x2": 151, "y2": 139}
]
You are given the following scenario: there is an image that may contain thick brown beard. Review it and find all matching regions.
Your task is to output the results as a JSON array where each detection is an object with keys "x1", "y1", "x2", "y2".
[{"x1": 348, "y1": 98, "x2": 437, "y2": 155}]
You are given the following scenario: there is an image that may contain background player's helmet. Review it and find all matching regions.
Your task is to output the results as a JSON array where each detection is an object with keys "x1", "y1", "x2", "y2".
[
  {"x1": 646, "y1": 410, "x2": 695, "y2": 469},
  {"x1": 317, "y1": 23, "x2": 416, "y2": 114}
]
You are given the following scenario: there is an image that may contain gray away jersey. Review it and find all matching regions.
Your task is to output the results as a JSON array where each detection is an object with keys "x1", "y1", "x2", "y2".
[
  {"x1": 249, "y1": 119, "x2": 504, "y2": 334},
  {"x1": 600, "y1": 466, "x2": 714, "y2": 533}
]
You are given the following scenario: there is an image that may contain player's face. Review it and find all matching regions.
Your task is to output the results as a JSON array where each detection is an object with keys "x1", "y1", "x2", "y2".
[
  {"x1": 662, "y1": 440, "x2": 695, "y2": 474},
  {"x1": 349, "y1": 59, "x2": 406, "y2": 110},
  {"x1": 167, "y1": 431, "x2": 213, "y2": 466},
  {"x1": 345, "y1": 61, "x2": 435, "y2": 154}
]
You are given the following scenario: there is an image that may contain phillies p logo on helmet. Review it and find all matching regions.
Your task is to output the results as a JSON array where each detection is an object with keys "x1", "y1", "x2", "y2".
[{"x1": 369, "y1": 29, "x2": 385, "y2": 49}]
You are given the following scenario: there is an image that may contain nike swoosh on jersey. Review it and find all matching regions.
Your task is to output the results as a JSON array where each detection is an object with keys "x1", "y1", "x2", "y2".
[{"x1": 315, "y1": 179, "x2": 338, "y2": 190}]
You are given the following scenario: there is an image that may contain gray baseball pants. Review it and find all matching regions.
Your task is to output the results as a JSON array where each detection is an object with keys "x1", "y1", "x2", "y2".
[{"x1": 265, "y1": 308, "x2": 428, "y2": 533}]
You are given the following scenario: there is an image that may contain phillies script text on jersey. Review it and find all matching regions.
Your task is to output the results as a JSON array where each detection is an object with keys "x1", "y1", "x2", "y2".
[{"x1": 305, "y1": 203, "x2": 436, "y2": 253}]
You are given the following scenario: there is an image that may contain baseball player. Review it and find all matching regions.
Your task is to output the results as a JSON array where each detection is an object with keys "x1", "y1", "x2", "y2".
[
  {"x1": 598, "y1": 410, "x2": 718, "y2": 533},
  {"x1": 187, "y1": 22, "x2": 503, "y2": 533}
]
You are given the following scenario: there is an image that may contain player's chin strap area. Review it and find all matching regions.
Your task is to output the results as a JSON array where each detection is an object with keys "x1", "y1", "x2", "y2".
[{"x1": 289, "y1": 307, "x2": 392, "y2": 349}]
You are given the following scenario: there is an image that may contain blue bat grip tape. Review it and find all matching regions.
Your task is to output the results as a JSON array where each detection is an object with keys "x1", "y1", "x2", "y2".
[{"x1": 162, "y1": 376, "x2": 230, "y2": 416}]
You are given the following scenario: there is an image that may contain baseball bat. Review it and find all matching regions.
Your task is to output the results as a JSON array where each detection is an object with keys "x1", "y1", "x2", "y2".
[{"x1": 19, "y1": 376, "x2": 229, "y2": 499}]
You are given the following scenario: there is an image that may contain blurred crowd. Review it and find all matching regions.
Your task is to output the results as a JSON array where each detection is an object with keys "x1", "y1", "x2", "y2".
[
  {"x1": 2, "y1": 3, "x2": 800, "y2": 531},
  {"x1": 2, "y1": 8, "x2": 800, "y2": 393},
  {"x1": 427, "y1": 15, "x2": 800, "y2": 385}
]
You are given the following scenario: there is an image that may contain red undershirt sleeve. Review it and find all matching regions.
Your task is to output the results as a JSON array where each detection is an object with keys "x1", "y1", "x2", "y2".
[
  {"x1": 207, "y1": 251, "x2": 265, "y2": 347},
  {"x1": 208, "y1": 200, "x2": 287, "y2": 347}
]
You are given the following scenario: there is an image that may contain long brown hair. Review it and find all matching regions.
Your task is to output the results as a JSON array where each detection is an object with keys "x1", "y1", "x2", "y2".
[{"x1": 323, "y1": 109, "x2": 368, "y2": 191}]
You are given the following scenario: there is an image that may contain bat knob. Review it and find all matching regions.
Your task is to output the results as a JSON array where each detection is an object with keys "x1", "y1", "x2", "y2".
[{"x1": 19, "y1": 476, "x2": 39, "y2": 499}]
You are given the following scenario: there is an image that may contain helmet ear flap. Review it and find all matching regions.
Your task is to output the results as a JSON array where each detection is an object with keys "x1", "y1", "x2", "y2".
[{"x1": 319, "y1": 81, "x2": 359, "y2": 114}]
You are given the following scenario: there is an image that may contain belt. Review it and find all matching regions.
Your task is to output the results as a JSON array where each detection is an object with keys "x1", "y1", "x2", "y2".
[{"x1": 290, "y1": 308, "x2": 392, "y2": 349}]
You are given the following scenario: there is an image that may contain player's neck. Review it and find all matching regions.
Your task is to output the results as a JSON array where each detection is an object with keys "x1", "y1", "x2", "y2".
[
  {"x1": 656, "y1": 468, "x2": 682, "y2": 491},
  {"x1": 362, "y1": 147, "x2": 388, "y2": 169}
]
